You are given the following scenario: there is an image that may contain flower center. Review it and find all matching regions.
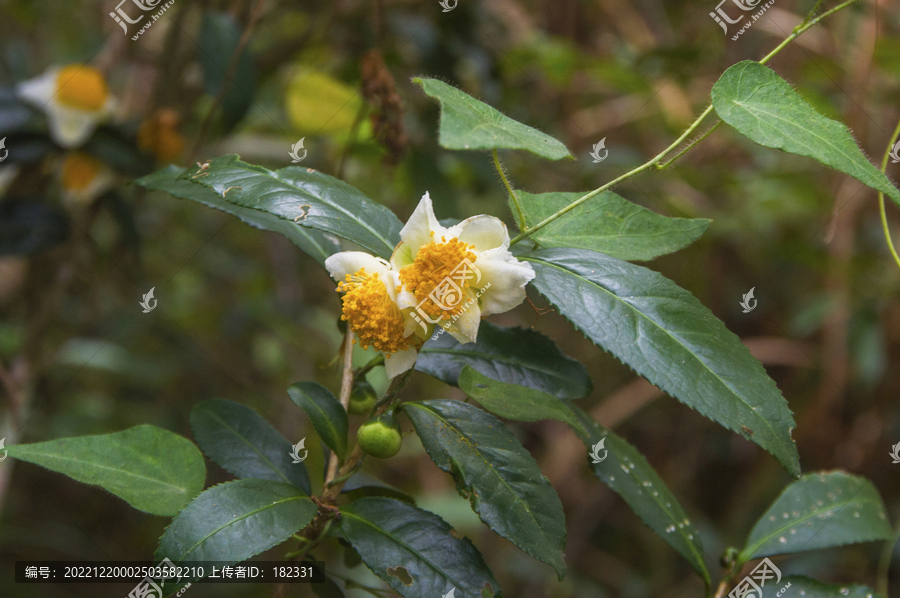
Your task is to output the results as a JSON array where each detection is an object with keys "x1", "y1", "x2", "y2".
[
  {"x1": 56, "y1": 65, "x2": 109, "y2": 111},
  {"x1": 399, "y1": 234, "x2": 476, "y2": 320},
  {"x1": 62, "y1": 152, "x2": 102, "y2": 191},
  {"x1": 337, "y1": 268, "x2": 411, "y2": 354}
]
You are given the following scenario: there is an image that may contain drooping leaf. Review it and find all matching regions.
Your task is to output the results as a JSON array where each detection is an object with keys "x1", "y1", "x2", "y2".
[
  {"x1": 567, "y1": 406, "x2": 711, "y2": 585},
  {"x1": 287, "y1": 382, "x2": 348, "y2": 460},
  {"x1": 739, "y1": 471, "x2": 893, "y2": 562},
  {"x1": 176, "y1": 155, "x2": 401, "y2": 259},
  {"x1": 522, "y1": 248, "x2": 800, "y2": 476},
  {"x1": 711, "y1": 61, "x2": 900, "y2": 207},
  {"x1": 199, "y1": 11, "x2": 256, "y2": 132},
  {"x1": 189, "y1": 399, "x2": 310, "y2": 494},
  {"x1": 401, "y1": 400, "x2": 567, "y2": 578},
  {"x1": 7, "y1": 425, "x2": 205, "y2": 516},
  {"x1": 338, "y1": 497, "x2": 501, "y2": 598},
  {"x1": 414, "y1": 77, "x2": 572, "y2": 160},
  {"x1": 512, "y1": 190, "x2": 710, "y2": 261},
  {"x1": 416, "y1": 322, "x2": 591, "y2": 400},
  {"x1": 137, "y1": 165, "x2": 341, "y2": 267},
  {"x1": 458, "y1": 367, "x2": 581, "y2": 428},
  {"x1": 777, "y1": 576, "x2": 881, "y2": 598},
  {"x1": 156, "y1": 479, "x2": 316, "y2": 585}
]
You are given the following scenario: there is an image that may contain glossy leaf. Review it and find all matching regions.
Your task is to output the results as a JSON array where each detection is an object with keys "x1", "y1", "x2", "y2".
[
  {"x1": 712, "y1": 61, "x2": 900, "y2": 207},
  {"x1": 567, "y1": 406, "x2": 711, "y2": 585},
  {"x1": 402, "y1": 400, "x2": 566, "y2": 578},
  {"x1": 458, "y1": 367, "x2": 581, "y2": 428},
  {"x1": 7, "y1": 425, "x2": 205, "y2": 516},
  {"x1": 778, "y1": 577, "x2": 881, "y2": 598},
  {"x1": 416, "y1": 322, "x2": 591, "y2": 399},
  {"x1": 156, "y1": 479, "x2": 316, "y2": 573},
  {"x1": 415, "y1": 77, "x2": 572, "y2": 160},
  {"x1": 287, "y1": 382, "x2": 348, "y2": 460},
  {"x1": 137, "y1": 165, "x2": 340, "y2": 266},
  {"x1": 177, "y1": 155, "x2": 402, "y2": 259},
  {"x1": 190, "y1": 399, "x2": 310, "y2": 494},
  {"x1": 338, "y1": 497, "x2": 501, "y2": 598},
  {"x1": 522, "y1": 248, "x2": 800, "y2": 476},
  {"x1": 512, "y1": 190, "x2": 709, "y2": 261},
  {"x1": 740, "y1": 471, "x2": 893, "y2": 561}
]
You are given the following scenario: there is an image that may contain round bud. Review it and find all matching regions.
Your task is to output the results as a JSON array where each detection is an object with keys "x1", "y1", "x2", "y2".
[
  {"x1": 357, "y1": 413, "x2": 402, "y2": 459},
  {"x1": 348, "y1": 380, "x2": 378, "y2": 415}
]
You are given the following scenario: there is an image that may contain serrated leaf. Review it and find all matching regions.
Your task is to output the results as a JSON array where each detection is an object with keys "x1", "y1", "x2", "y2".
[
  {"x1": 415, "y1": 77, "x2": 572, "y2": 160},
  {"x1": 137, "y1": 165, "x2": 340, "y2": 266},
  {"x1": 512, "y1": 190, "x2": 710, "y2": 261},
  {"x1": 189, "y1": 399, "x2": 310, "y2": 494},
  {"x1": 156, "y1": 479, "x2": 316, "y2": 580},
  {"x1": 287, "y1": 382, "x2": 348, "y2": 460},
  {"x1": 778, "y1": 576, "x2": 881, "y2": 598},
  {"x1": 522, "y1": 248, "x2": 800, "y2": 476},
  {"x1": 711, "y1": 61, "x2": 900, "y2": 207},
  {"x1": 566, "y1": 406, "x2": 710, "y2": 585},
  {"x1": 338, "y1": 497, "x2": 501, "y2": 598},
  {"x1": 7, "y1": 425, "x2": 205, "y2": 516},
  {"x1": 458, "y1": 367, "x2": 582, "y2": 428},
  {"x1": 416, "y1": 322, "x2": 591, "y2": 399},
  {"x1": 740, "y1": 471, "x2": 893, "y2": 561},
  {"x1": 175, "y1": 155, "x2": 402, "y2": 259},
  {"x1": 401, "y1": 400, "x2": 566, "y2": 578}
]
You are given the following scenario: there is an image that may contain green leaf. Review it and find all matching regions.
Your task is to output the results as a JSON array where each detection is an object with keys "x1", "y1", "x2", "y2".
[
  {"x1": 739, "y1": 471, "x2": 893, "y2": 562},
  {"x1": 458, "y1": 367, "x2": 582, "y2": 428},
  {"x1": 522, "y1": 248, "x2": 800, "y2": 476},
  {"x1": 778, "y1": 576, "x2": 881, "y2": 598},
  {"x1": 401, "y1": 400, "x2": 567, "y2": 578},
  {"x1": 512, "y1": 190, "x2": 710, "y2": 261},
  {"x1": 567, "y1": 406, "x2": 711, "y2": 585},
  {"x1": 7, "y1": 425, "x2": 205, "y2": 516},
  {"x1": 199, "y1": 11, "x2": 256, "y2": 132},
  {"x1": 414, "y1": 77, "x2": 572, "y2": 160},
  {"x1": 711, "y1": 61, "x2": 900, "y2": 207},
  {"x1": 156, "y1": 479, "x2": 316, "y2": 571},
  {"x1": 338, "y1": 497, "x2": 501, "y2": 598},
  {"x1": 416, "y1": 322, "x2": 591, "y2": 399},
  {"x1": 287, "y1": 382, "x2": 348, "y2": 460},
  {"x1": 137, "y1": 165, "x2": 340, "y2": 267},
  {"x1": 189, "y1": 399, "x2": 310, "y2": 494},
  {"x1": 177, "y1": 155, "x2": 402, "y2": 259}
]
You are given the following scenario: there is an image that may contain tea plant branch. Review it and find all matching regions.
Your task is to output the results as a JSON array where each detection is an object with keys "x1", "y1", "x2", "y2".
[
  {"x1": 494, "y1": 149, "x2": 527, "y2": 228},
  {"x1": 325, "y1": 328, "x2": 356, "y2": 484},
  {"x1": 508, "y1": 0, "x2": 863, "y2": 247},
  {"x1": 877, "y1": 116, "x2": 900, "y2": 271},
  {"x1": 657, "y1": 121, "x2": 722, "y2": 170}
]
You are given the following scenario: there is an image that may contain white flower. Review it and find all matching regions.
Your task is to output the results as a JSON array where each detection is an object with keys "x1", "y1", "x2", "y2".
[
  {"x1": 60, "y1": 152, "x2": 114, "y2": 207},
  {"x1": 17, "y1": 64, "x2": 116, "y2": 148},
  {"x1": 391, "y1": 192, "x2": 535, "y2": 345}
]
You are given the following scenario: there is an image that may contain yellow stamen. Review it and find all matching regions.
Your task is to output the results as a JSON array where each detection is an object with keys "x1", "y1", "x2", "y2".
[
  {"x1": 399, "y1": 233, "x2": 476, "y2": 320},
  {"x1": 138, "y1": 109, "x2": 185, "y2": 163},
  {"x1": 62, "y1": 152, "x2": 102, "y2": 191},
  {"x1": 56, "y1": 65, "x2": 109, "y2": 111},
  {"x1": 337, "y1": 268, "x2": 411, "y2": 354}
]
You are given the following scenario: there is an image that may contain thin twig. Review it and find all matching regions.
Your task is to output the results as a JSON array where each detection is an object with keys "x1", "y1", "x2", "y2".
[
  {"x1": 877, "y1": 116, "x2": 900, "y2": 271},
  {"x1": 325, "y1": 329, "x2": 355, "y2": 484}
]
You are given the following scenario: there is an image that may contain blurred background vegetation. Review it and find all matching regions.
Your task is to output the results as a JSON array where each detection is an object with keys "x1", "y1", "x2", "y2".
[{"x1": 1, "y1": 0, "x2": 899, "y2": 596}]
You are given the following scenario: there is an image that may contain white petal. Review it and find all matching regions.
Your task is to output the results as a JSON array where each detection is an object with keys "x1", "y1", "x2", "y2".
[
  {"x1": 325, "y1": 251, "x2": 389, "y2": 282},
  {"x1": 45, "y1": 104, "x2": 105, "y2": 148},
  {"x1": 442, "y1": 292, "x2": 482, "y2": 344},
  {"x1": 448, "y1": 214, "x2": 509, "y2": 252},
  {"x1": 16, "y1": 69, "x2": 58, "y2": 106},
  {"x1": 384, "y1": 346, "x2": 418, "y2": 378},
  {"x1": 474, "y1": 248, "x2": 535, "y2": 317},
  {"x1": 392, "y1": 192, "x2": 451, "y2": 271}
]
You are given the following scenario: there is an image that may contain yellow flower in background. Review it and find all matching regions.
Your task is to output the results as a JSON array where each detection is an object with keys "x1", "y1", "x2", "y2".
[
  {"x1": 61, "y1": 152, "x2": 113, "y2": 206},
  {"x1": 138, "y1": 109, "x2": 185, "y2": 163},
  {"x1": 17, "y1": 64, "x2": 116, "y2": 148}
]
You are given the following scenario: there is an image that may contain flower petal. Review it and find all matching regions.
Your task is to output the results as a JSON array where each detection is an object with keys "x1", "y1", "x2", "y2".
[
  {"x1": 441, "y1": 293, "x2": 482, "y2": 344},
  {"x1": 392, "y1": 192, "x2": 450, "y2": 270},
  {"x1": 384, "y1": 346, "x2": 418, "y2": 379},
  {"x1": 473, "y1": 248, "x2": 535, "y2": 317},
  {"x1": 16, "y1": 69, "x2": 57, "y2": 107},
  {"x1": 325, "y1": 251, "x2": 389, "y2": 282},
  {"x1": 448, "y1": 214, "x2": 509, "y2": 252},
  {"x1": 45, "y1": 104, "x2": 105, "y2": 148}
]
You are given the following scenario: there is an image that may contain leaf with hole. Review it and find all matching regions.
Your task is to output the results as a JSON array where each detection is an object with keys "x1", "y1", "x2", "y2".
[
  {"x1": 287, "y1": 382, "x2": 348, "y2": 460},
  {"x1": 7, "y1": 425, "x2": 205, "y2": 516}
]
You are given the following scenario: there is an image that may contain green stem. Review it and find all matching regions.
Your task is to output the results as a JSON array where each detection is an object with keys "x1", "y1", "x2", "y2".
[
  {"x1": 494, "y1": 149, "x2": 527, "y2": 227},
  {"x1": 796, "y1": 0, "x2": 827, "y2": 31},
  {"x1": 657, "y1": 121, "x2": 723, "y2": 170},
  {"x1": 286, "y1": 520, "x2": 333, "y2": 559},
  {"x1": 877, "y1": 521, "x2": 900, "y2": 597},
  {"x1": 877, "y1": 117, "x2": 900, "y2": 271},
  {"x1": 508, "y1": 0, "x2": 863, "y2": 247}
]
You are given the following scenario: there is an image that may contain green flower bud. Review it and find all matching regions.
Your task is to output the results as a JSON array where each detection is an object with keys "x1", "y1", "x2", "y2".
[
  {"x1": 357, "y1": 413, "x2": 402, "y2": 459},
  {"x1": 348, "y1": 380, "x2": 378, "y2": 415}
]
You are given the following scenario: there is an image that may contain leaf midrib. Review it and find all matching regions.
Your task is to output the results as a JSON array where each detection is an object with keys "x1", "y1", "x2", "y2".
[
  {"x1": 291, "y1": 388, "x2": 346, "y2": 458},
  {"x1": 199, "y1": 408, "x2": 294, "y2": 486}
]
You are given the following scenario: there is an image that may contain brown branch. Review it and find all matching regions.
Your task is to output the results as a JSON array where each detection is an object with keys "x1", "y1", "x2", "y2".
[{"x1": 325, "y1": 329, "x2": 355, "y2": 484}]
